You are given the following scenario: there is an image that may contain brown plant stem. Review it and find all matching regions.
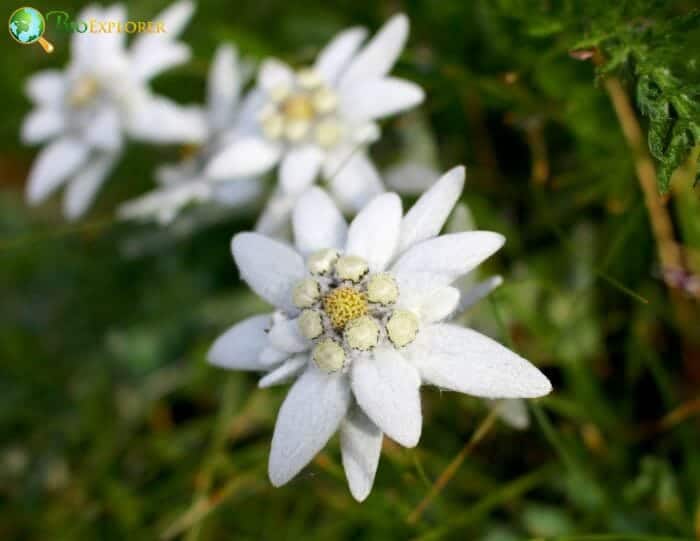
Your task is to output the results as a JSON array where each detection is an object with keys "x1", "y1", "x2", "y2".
[
  {"x1": 406, "y1": 406, "x2": 500, "y2": 525},
  {"x1": 593, "y1": 53, "x2": 683, "y2": 275}
]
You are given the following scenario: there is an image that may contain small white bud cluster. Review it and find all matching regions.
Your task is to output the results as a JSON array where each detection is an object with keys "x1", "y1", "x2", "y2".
[
  {"x1": 291, "y1": 249, "x2": 420, "y2": 373},
  {"x1": 259, "y1": 67, "x2": 343, "y2": 148}
]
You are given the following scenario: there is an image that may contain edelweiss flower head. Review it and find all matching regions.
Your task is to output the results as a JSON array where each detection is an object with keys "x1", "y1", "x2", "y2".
[
  {"x1": 208, "y1": 166, "x2": 552, "y2": 501},
  {"x1": 118, "y1": 44, "x2": 263, "y2": 225},
  {"x1": 205, "y1": 13, "x2": 425, "y2": 234},
  {"x1": 22, "y1": 1, "x2": 206, "y2": 220}
]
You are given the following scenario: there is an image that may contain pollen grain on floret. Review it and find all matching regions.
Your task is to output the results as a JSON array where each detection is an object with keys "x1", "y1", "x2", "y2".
[{"x1": 323, "y1": 287, "x2": 368, "y2": 329}]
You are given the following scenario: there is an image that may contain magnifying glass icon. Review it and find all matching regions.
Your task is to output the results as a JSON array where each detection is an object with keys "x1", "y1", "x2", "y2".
[{"x1": 8, "y1": 7, "x2": 54, "y2": 53}]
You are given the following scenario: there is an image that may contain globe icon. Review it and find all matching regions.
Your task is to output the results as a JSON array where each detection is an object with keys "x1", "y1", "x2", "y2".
[{"x1": 8, "y1": 7, "x2": 53, "y2": 52}]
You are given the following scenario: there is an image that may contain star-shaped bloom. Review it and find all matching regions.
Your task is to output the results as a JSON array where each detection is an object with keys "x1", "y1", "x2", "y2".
[
  {"x1": 205, "y1": 13, "x2": 424, "y2": 234},
  {"x1": 118, "y1": 44, "x2": 263, "y2": 225},
  {"x1": 208, "y1": 166, "x2": 551, "y2": 500},
  {"x1": 22, "y1": 1, "x2": 206, "y2": 220}
]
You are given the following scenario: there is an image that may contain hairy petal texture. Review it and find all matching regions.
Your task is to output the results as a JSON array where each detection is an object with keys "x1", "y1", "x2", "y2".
[
  {"x1": 326, "y1": 151, "x2": 384, "y2": 212},
  {"x1": 21, "y1": 108, "x2": 65, "y2": 144},
  {"x1": 258, "y1": 355, "x2": 308, "y2": 388},
  {"x1": 232, "y1": 233, "x2": 306, "y2": 313},
  {"x1": 398, "y1": 165, "x2": 465, "y2": 253},
  {"x1": 345, "y1": 193, "x2": 402, "y2": 272},
  {"x1": 26, "y1": 137, "x2": 89, "y2": 204},
  {"x1": 314, "y1": 27, "x2": 368, "y2": 84},
  {"x1": 293, "y1": 187, "x2": 348, "y2": 255},
  {"x1": 340, "y1": 78, "x2": 424, "y2": 121},
  {"x1": 340, "y1": 407, "x2": 383, "y2": 502},
  {"x1": 208, "y1": 44, "x2": 241, "y2": 131},
  {"x1": 351, "y1": 348, "x2": 422, "y2": 447},
  {"x1": 25, "y1": 70, "x2": 65, "y2": 106},
  {"x1": 339, "y1": 14, "x2": 409, "y2": 89},
  {"x1": 206, "y1": 137, "x2": 280, "y2": 179},
  {"x1": 280, "y1": 145, "x2": 324, "y2": 194},
  {"x1": 269, "y1": 367, "x2": 351, "y2": 486},
  {"x1": 392, "y1": 231, "x2": 505, "y2": 286},
  {"x1": 412, "y1": 324, "x2": 552, "y2": 398},
  {"x1": 63, "y1": 152, "x2": 118, "y2": 220},
  {"x1": 258, "y1": 59, "x2": 294, "y2": 92},
  {"x1": 207, "y1": 314, "x2": 272, "y2": 370}
]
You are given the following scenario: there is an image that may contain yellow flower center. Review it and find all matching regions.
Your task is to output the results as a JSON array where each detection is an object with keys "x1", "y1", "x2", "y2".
[
  {"x1": 323, "y1": 287, "x2": 368, "y2": 329},
  {"x1": 69, "y1": 76, "x2": 99, "y2": 107},
  {"x1": 281, "y1": 95, "x2": 315, "y2": 121}
]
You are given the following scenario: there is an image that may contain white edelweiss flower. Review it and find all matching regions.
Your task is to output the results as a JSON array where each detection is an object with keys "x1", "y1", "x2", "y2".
[
  {"x1": 446, "y1": 203, "x2": 530, "y2": 430},
  {"x1": 207, "y1": 166, "x2": 551, "y2": 501},
  {"x1": 118, "y1": 44, "x2": 263, "y2": 225},
  {"x1": 205, "y1": 13, "x2": 425, "y2": 235},
  {"x1": 22, "y1": 1, "x2": 206, "y2": 220}
]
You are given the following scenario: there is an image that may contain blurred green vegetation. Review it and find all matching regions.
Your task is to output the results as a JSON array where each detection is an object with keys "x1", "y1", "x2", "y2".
[{"x1": 1, "y1": 0, "x2": 699, "y2": 540}]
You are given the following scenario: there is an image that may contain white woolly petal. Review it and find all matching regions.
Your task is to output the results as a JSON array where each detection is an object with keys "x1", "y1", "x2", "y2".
[
  {"x1": 25, "y1": 70, "x2": 65, "y2": 106},
  {"x1": 84, "y1": 106, "x2": 122, "y2": 151},
  {"x1": 395, "y1": 276, "x2": 460, "y2": 324},
  {"x1": 26, "y1": 137, "x2": 90, "y2": 204},
  {"x1": 418, "y1": 286, "x2": 461, "y2": 323},
  {"x1": 128, "y1": 96, "x2": 206, "y2": 144},
  {"x1": 293, "y1": 187, "x2": 347, "y2": 255},
  {"x1": 314, "y1": 27, "x2": 368, "y2": 85},
  {"x1": 325, "y1": 151, "x2": 384, "y2": 212},
  {"x1": 255, "y1": 190, "x2": 297, "y2": 237},
  {"x1": 21, "y1": 108, "x2": 65, "y2": 144},
  {"x1": 207, "y1": 314, "x2": 272, "y2": 370},
  {"x1": 259, "y1": 345, "x2": 290, "y2": 367},
  {"x1": 340, "y1": 406, "x2": 382, "y2": 502},
  {"x1": 340, "y1": 78, "x2": 424, "y2": 121},
  {"x1": 339, "y1": 14, "x2": 409, "y2": 89},
  {"x1": 351, "y1": 348, "x2": 422, "y2": 447},
  {"x1": 63, "y1": 152, "x2": 118, "y2": 220},
  {"x1": 455, "y1": 275, "x2": 504, "y2": 317},
  {"x1": 206, "y1": 137, "x2": 281, "y2": 179},
  {"x1": 280, "y1": 145, "x2": 324, "y2": 194},
  {"x1": 153, "y1": 0, "x2": 195, "y2": 36},
  {"x1": 398, "y1": 166, "x2": 466, "y2": 253},
  {"x1": 258, "y1": 355, "x2": 308, "y2": 388},
  {"x1": 129, "y1": 0, "x2": 194, "y2": 77},
  {"x1": 413, "y1": 324, "x2": 552, "y2": 398},
  {"x1": 133, "y1": 41, "x2": 191, "y2": 81},
  {"x1": 345, "y1": 193, "x2": 402, "y2": 272},
  {"x1": 392, "y1": 231, "x2": 505, "y2": 286},
  {"x1": 269, "y1": 367, "x2": 351, "y2": 486},
  {"x1": 231, "y1": 232, "x2": 306, "y2": 312},
  {"x1": 71, "y1": 5, "x2": 127, "y2": 69},
  {"x1": 213, "y1": 178, "x2": 263, "y2": 208},
  {"x1": 491, "y1": 399, "x2": 530, "y2": 430},
  {"x1": 207, "y1": 44, "x2": 241, "y2": 131},
  {"x1": 258, "y1": 58, "x2": 294, "y2": 93},
  {"x1": 267, "y1": 314, "x2": 309, "y2": 353}
]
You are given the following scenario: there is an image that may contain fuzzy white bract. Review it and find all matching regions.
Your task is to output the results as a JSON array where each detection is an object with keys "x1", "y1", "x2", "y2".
[
  {"x1": 447, "y1": 203, "x2": 530, "y2": 430},
  {"x1": 22, "y1": 1, "x2": 206, "y2": 220},
  {"x1": 205, "y1": 13, "x2": 424, "y2": 235},
  {"x1": 207, "y1": 166, "x2": 551, "y2": 501},
  {"x1": 118, "y1": 44, "x2": 263, "y2": 225}
]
